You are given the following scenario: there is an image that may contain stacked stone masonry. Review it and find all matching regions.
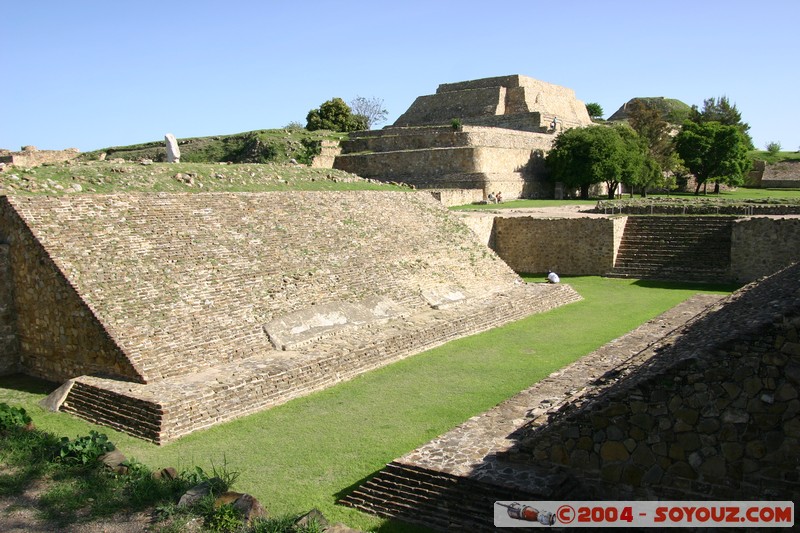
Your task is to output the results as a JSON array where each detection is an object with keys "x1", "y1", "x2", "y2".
[
  {"x1": 512, "y1": 263, "x2": 800, "y2": 502},
  {"x1": 343, "y1": 264, "x2": 800, "y2": 530},
  {"x1": 0, "y1": 147, "x2": 80, "y2": 169},
  {"x1": 334, "y1": 75, "x2": 591, "y2": 199},
  {"x1": 460, "y1": 212, "x2": 800, "y2": 283},
  {"x1": 340, "y1": 294, "x2": 726, "y2": 530},
  {"x1": 609, "y1": 216, "x2": 733, "y2": 281},
  {"x1": 0, "y1": 191, "x2": 583, "y2": 442},
  {"x1": 0, "y1": 244, "x2": 18, "y2": 374}
]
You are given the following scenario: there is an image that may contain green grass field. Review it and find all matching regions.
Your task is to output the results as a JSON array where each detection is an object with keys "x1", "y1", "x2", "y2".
[{"x1": 0, "y1": 276, "x2": 737, "y2": 531}]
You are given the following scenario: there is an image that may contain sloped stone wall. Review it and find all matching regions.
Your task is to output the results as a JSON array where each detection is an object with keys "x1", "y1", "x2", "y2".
[
  {"x1": 0, "y1": 197, "x2": 140, "y2": 383},
  {"x1": 4, "y1": 192, "x2": 521, "y2": 384},
  {"x1": 512, "y1": 264, "x2": 800, "y2": 501}
]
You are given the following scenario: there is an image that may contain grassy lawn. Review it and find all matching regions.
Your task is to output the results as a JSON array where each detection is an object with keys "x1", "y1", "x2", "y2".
[{"x1": 0, "y1": 276, "x2": 737, "y2": 531}]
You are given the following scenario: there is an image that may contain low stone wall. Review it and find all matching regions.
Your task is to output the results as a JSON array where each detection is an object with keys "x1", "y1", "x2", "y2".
[
  {"x1": 0, "y1": 243, "x2": 18, "y2": 375},
  {"x1": 761, "y1": 160, "x2": 800, "y2": 188},
  {"x1": 0, "y1": 148, "x2": 80, "y2": 169},
  {"x1": 491, "y1": 217, "x2": 627, "y2": 275},
  {"x1": 429, "y1": 189, "x2": 484, "y2": 207},
  {"x1": 731, "y1": 217, "x2": 800, "y2": 283}
]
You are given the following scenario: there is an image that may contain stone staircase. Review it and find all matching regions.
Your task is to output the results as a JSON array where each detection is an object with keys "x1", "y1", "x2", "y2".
[
  {"x1": 608, "y1": 216, "x2": 735, "y2": 282},
  {"x1": 341, "y1": 461, "x2": 579, "y2": 532}
]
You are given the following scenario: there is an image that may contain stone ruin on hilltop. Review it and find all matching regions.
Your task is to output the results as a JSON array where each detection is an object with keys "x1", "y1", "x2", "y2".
[
  {"x1": 0, "y1": 191, "x2": 581, "y2": 443},
  {"x1": 333, "y1": 75, "x2": 591, "y2": 202}
]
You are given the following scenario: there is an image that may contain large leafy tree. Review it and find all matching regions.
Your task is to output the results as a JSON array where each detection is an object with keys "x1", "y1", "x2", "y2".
[
  {"x1": 674, "y1": 121, "x2": 750, "y2": 195},
  {"x1": 547, "y1": 125, "x2": 652, "y2": 199},
  {"x1": 585, "y1": 102, "x2": 604, "y2": 120},
  {"x1": 306, "y1": 98, "x2": 368, "y2": 132},
  {"x1": 627, "y1": 100, "x2": 677, "y2": 171},
  {"x1": 689, "y1": 96, "x2": 753, "y2": 149}
]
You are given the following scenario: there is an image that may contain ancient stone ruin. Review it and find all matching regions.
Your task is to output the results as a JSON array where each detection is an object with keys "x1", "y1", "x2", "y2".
[
  {"x1": 334, "y1": 75, "x2": 591, "y2": 200},
  {"x1": 0, "y1": 146, "x2": 80, "y2": 170},
  {"x1": 0, "y1": 191, "x2": 580, "y2": 443},
  {"x1": 342, "y1": 263, "x2": 800, "y2": 530}
]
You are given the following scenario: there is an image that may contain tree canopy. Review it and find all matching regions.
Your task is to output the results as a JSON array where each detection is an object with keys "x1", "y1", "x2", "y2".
[
  {"x1": 689, "y1": 96, "x2": 753, "y2": 149},
  {"x1": 546, "y1": 125, "x2": 654, "y2": 199},
  {"x1": 674, "y1": 120, "x2": 750, "y2": 195},
  {"x1": 585, "y1": 102, "x2": 604, "y2": 120},
  {"x1": 306, "y1": 98, "x2": 368, "y2": 132}
]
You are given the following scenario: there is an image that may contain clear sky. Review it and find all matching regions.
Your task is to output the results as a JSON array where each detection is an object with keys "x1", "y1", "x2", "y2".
[{"x1": 2, "y1": 0, "x2": 798, "y2": 153}]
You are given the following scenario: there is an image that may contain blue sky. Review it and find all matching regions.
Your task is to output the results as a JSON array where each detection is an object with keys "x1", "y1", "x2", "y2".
[{"x1": 2, "y1": 0, "x2": 798, "y2": 153}]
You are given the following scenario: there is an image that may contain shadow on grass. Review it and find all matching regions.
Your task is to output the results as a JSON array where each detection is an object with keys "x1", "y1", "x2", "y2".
[
  {"x1": 631, "y1": 279, "x2": 742, "y2": 292},
  {"x1": 0, "y1": 374, "x2": 60, "y2": 396}
]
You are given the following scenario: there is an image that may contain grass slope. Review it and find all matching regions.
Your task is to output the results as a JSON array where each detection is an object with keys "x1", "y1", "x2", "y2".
[
  {"x1": 0, "y1": 276, "x2": 736, "y2": 531},
  {"x1": 80, "y1": 128, "x2": 347, "y2": 165}
]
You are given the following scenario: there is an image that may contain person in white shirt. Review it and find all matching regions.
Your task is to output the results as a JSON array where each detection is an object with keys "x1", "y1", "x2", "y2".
[{"x1": 546, "y1": 270, "x2": 560, "y2": 283}]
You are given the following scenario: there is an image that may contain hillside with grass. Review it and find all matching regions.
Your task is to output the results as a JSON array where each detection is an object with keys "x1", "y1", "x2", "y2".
[
  {"x1": 81, "y1": 127, "x2": 347, "y2": 165},
  {"x1": 607, "y1": 97, "x2": 692, "y2": 124}
]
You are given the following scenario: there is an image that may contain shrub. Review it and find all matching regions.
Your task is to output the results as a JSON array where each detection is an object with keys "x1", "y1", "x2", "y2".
[
  {"x1": 204, "y1": 503, "x2": 244, "y2": 532},
  {"x1": 765, "y1": 141, "x2": 781, "y2": 154},
  {"x1": 55, "y1": 431, "x2": 115, "y2": 465},
  {"x1": 0, "y1": 403, "x2": 32, "y2": 430},
  {"x1": 451, "y1": 118, "x2": 462, "y2": 131}
]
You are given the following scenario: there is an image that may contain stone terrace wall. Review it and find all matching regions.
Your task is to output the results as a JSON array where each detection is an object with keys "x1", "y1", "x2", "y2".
[
  {"x1": 0, "y1": 243, "x2": 18, "y2": 375},
  {"x1": 5, "y1": 192, "x2": 521, "y2": 384},
  {"x1": 511, "y1": 263, "x2": 800, "y2": 501},
  {"x1": 0, "y1": 197, "x2": 140, "y2": 383},
  {"x1": 761, "y1": 160, "x2": 800, "y2": 188},
  {"x1": 492, "y1": 217, "x2": 627, "y2": 275},
  {"x1": 0, "y1": 148, "x2": 80, "y2": 169},
  {"x1": 395, "y1": 75, "x2": 591, "y2": 130},
  {"x1": 731, "y1": 217, "x2": 800, "y2": 283}
]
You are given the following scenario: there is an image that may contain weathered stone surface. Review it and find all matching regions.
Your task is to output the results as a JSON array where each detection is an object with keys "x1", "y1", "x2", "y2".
[
  {"x1": 231, "y1": 493, "x2": 267, "y2": 523},
  {"x1": 178, "y1": 478, "x2": 222, "y2": 508},
  {"x1": 164, "y1": 133, "x2": 180, "y2": 163}
]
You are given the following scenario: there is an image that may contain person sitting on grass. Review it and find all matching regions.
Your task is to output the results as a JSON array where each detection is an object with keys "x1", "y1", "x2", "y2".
[
  {"x1": 487, "y1": 192, "x2": 496, "y2": 204},
  {"x1": 546, "y1": 270, "x2": 560, "y2": 283}
]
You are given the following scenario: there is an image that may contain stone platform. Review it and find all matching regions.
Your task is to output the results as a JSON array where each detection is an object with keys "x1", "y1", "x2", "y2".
[
  {"x1": 339, "y1": 294, "x2": 725, "y2": 531},
  {"x1": 60, "y1": 282, "x2": 581, "y2": 443}
]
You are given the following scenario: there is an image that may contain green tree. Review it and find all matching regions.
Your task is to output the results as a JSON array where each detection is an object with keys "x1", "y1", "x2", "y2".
[
  {"x1": 306, "y1": 98, "x2": 367, "y2": 132},
  {"x1": 615, "y1": 124, "x2": 660, "y2": 197},
  {"x1": 689, "y1": 96, "x2": 753, "y2": 149},
  {"x1": 627, "y1": 99, "x2": 676, "y2": 172},
  {"x1": 585, "y1": 102, "x2": 604, "y2": 120},
  {"x1": 674, "y1": 121, "x2": 750, "y2": 195},
  {"x1": 546, "y1": 126, "x2": 617, "y2": 199}
]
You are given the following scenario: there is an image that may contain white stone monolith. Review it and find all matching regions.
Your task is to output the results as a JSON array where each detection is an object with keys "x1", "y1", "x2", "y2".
[{"x1": 165, "y1": 133, "x2": 181, "y2": 163}]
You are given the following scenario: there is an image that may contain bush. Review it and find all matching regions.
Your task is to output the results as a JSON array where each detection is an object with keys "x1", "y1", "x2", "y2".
[
  {"x1": 55, "y1": 431, "x2": 115, "y2": 465},
  {"x1": 451, "y1": 118, "x2": 462, "y2": 131},
  {"x1": 204, "y1": 503, "x2": 244, "y2": 532},
  {"x1": 766, "y1": 141, "x2": 781, "y2": 154},
  {"x1": 0, "y1": 403, "x2": 32, "y2": 430}
]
